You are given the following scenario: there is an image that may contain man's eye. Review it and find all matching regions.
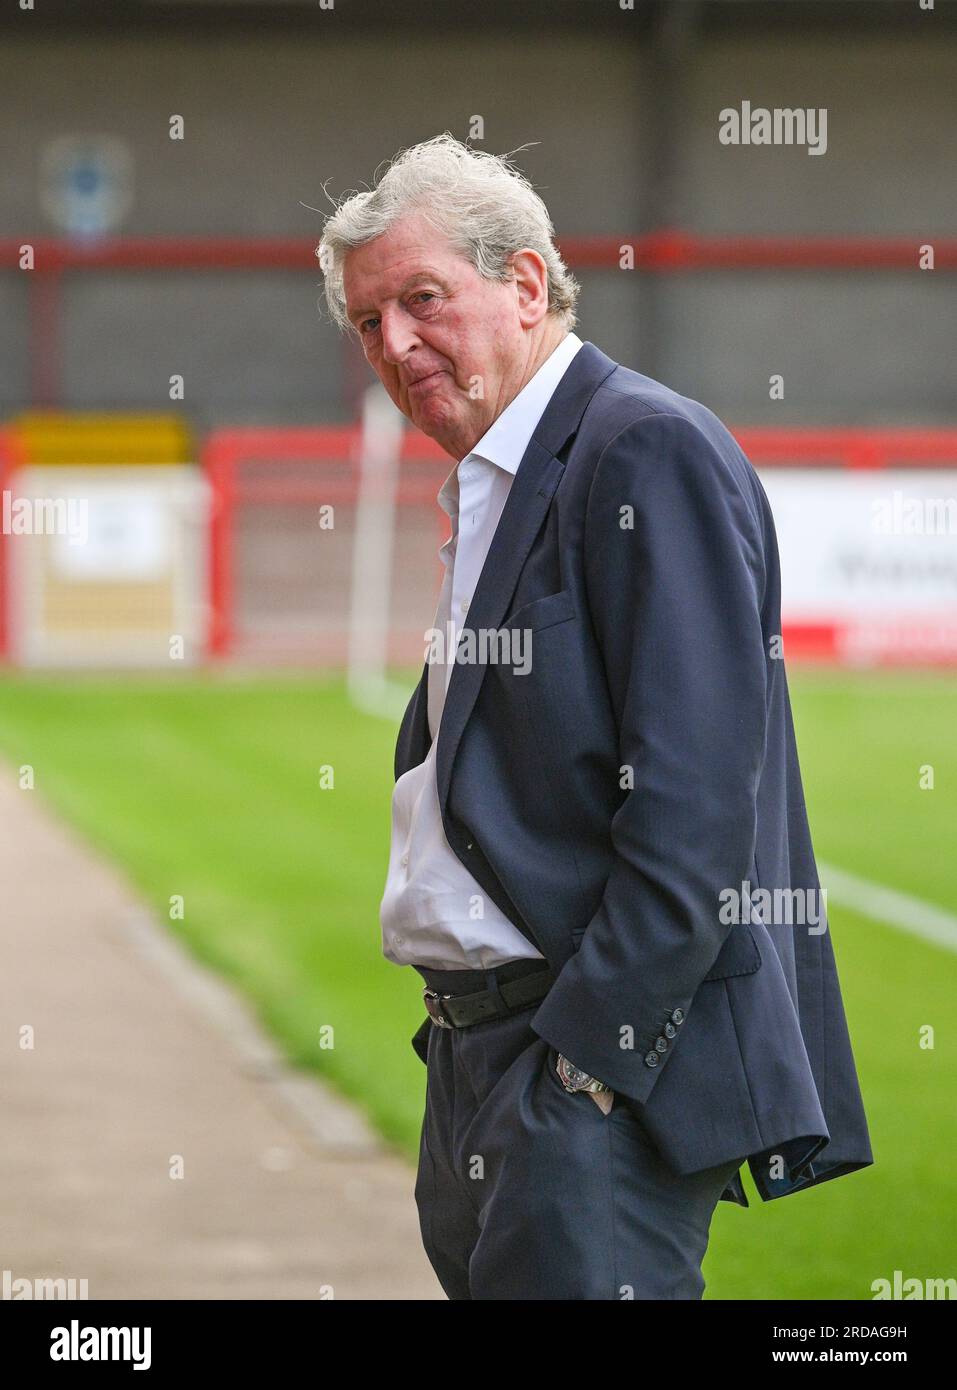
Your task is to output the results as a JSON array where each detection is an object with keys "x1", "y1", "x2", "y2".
[
  {"x1": 360, "y1": 318, "x2": 380, "y2": 334},
  {"x1": 411, "y1": 293, "x2": 436, "y2": 307}
]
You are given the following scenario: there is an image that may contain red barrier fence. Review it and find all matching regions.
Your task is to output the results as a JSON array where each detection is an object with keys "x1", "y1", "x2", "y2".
[
  {"x1": 199, "y1": 424, "x2": 957, "y2": 666},
  {"x1": 2, "y1": 231, "x2": 954, "y2": 404},
  {"x1": 3, "y1": 419, "x2": 957, "y2": 665}
]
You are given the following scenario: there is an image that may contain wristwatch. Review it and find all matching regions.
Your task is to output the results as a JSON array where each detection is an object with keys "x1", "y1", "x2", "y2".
[{"x1": 555, "y1": 1053, "x2": 612, "y2": 1095}]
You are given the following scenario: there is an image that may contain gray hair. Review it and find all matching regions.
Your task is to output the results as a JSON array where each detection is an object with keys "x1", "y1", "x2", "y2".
[{"x1": 316, "y1": 132, "x2": 580, "y2": 334}]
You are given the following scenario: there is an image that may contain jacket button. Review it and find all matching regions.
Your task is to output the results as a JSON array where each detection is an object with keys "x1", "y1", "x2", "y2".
[
  {"x1": 644, "y1": 1051, "x2": 659, "y2": 1068},
  {"x1": 655, "y1": 1036, "x2": 668, "y2": 1052},
  {"x1": 465, "y1": 841, "x2": 473, "y2": 850},
  {"x1": 664, "y1": 1022, "x2": 676, "y2": 1039},
  {"x1": 671, "y1": 1008, "x2": 684, "y2": 1025}
]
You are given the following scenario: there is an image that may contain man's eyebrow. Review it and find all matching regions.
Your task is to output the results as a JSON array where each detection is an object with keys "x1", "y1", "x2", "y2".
[{"x1": 347, "y1": 270, "x2": 449, "y2": 324}]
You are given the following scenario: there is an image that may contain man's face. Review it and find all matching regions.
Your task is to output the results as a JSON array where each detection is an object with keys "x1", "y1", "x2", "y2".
[{"x1": 342, "y1": 211, "x2": 528, "y2": 459}]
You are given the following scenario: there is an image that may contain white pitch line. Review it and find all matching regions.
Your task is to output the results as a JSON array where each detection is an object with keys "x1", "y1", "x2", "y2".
[{"x1": 817, "y1": 860, "x2": 957, "y2": 954}]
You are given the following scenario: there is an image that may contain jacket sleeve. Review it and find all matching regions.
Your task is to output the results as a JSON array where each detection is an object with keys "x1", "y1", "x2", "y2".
[{"x1": 530, "y1": 411, "x2": 770, "y2": 1104}]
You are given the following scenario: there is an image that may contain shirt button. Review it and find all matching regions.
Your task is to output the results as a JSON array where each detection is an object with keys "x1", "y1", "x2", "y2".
[
  {"x1": 400, "y1": 852, "x2": 409, "y2": 866},
  {"x1": 460, "y1": 599, "x2": 469, "y2": 614},
  {"x1": 395, "y1": 935, "x2": 403, "y2": 946}
]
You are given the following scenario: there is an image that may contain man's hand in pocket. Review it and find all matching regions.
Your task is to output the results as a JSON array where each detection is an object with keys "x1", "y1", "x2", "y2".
[
  {"x1": 588, "y1": 1090, "x2": 615, "y2": 1116},
  {"x1": 556, "y1": 1052, "x2": 615, "y2": 1114}
]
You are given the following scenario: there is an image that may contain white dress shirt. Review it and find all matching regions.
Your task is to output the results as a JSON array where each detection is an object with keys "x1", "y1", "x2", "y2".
[{"x1": 379, "y1": 331, "x2": 584, "y2": 971}]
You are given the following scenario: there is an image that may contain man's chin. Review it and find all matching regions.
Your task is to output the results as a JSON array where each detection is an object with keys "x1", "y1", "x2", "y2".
[{"x1": 410, "y1": 397, "x2": 456, "y2": 439}]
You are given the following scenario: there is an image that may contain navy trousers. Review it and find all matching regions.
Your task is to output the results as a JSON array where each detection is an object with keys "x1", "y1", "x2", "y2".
[{"x1": 413, "y1": 962, "x2": 743, "y2": 1301}]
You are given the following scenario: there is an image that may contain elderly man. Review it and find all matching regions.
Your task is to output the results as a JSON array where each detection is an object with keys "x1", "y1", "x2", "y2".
[{"x1": 318, "y1": 134, "x2": 872, "y2": 1301}]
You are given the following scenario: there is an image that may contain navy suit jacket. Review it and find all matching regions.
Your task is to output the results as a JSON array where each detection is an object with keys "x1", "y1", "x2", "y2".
[{"x1": 398, "y1": 340, "x2": 873, "y2": 1206}]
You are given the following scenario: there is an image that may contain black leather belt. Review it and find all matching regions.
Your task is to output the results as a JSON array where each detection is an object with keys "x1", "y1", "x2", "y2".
[{"x1": 423, "y1": 964, "x2": 556, "y2": 1029}]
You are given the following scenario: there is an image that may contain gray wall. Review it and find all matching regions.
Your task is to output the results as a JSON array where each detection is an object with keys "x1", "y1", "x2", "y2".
[{"x1": 0, "y1": 21, "x2": 954, "y2": 429}]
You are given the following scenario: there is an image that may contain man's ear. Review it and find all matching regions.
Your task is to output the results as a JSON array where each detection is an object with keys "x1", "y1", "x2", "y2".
[{"x1": 509, "y1": 248, "x2": 550, "y2": 327}]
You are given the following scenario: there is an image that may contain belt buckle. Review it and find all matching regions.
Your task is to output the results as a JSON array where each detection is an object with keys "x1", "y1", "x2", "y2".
[{"x1": 423, "y1": 988, "x2": 455, "y2": 1028}]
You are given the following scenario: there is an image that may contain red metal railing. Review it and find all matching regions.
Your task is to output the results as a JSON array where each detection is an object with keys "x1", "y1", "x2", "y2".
[
  {"x1": 3, "y1": 422, "x2": 957, "y2": 665},
  {"x1": 201, "y1": 424, "x2": 448, "y2": 657},
  {"x1": 733, "y1": 428, "x2": 957, "y2": 471},
  {"x1": 199, "y1": 424, "x2": 957, "y2": 662},
  {"x1": 3, "y1": 231, "x2": 954, "y2": 405}
]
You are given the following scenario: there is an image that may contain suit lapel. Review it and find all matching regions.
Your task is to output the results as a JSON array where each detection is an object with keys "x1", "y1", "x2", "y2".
[
  {"x1": 434, "y1": 339, "x2": 620, "y2": 819},
  {"x1": 435, "y1": 441, "x2": 565, "y2": 814}
]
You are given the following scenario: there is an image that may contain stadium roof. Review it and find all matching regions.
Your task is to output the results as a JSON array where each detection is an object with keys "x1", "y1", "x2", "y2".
[{"x1": 6, "y1": 0, "x2": 955, "y2": 38}]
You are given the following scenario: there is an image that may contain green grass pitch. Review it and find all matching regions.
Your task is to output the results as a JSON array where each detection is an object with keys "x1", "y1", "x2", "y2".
[{"x1": 0, "y1": 667, "x2": 953, "y2": 1299}]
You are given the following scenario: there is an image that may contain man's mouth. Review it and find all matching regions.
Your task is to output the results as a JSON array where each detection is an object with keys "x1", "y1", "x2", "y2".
[{"x1": 407, "y1": 370, "x2": 447, "y2": 392}]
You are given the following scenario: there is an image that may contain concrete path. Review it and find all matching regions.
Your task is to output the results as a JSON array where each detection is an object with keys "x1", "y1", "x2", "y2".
[{"x1": 0, "y1": 767, "x2": 442, "y2": 1300}]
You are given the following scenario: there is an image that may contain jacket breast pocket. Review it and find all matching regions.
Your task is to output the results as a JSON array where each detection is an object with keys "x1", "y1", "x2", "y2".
[{"x1": 504, "y1": 589, "x2": 576, "y2": 633}]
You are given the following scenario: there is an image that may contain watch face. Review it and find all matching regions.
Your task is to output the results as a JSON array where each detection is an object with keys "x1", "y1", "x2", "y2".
[{"x1": 560, "y1": 1060, "x2": 591, "y2": 1090}]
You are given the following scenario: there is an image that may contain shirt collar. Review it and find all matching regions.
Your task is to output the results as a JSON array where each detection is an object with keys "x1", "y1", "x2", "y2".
[{"x1": 435, "y1": 331, "x2": 583, "y2": 519}]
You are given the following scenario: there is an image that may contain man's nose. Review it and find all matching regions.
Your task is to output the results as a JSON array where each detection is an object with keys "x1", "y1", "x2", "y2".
[{"x1": 378, "y1": 306, "x2": 420, "y2": 367}]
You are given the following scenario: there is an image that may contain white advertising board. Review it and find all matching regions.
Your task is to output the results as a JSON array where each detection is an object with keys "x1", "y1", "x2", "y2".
[
  {"x1": 758, "y1": 469, "x2": 957, "y2": 663},
  {"x1": 5, "y1": 465, "x2": 210, "y2": 667}
]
